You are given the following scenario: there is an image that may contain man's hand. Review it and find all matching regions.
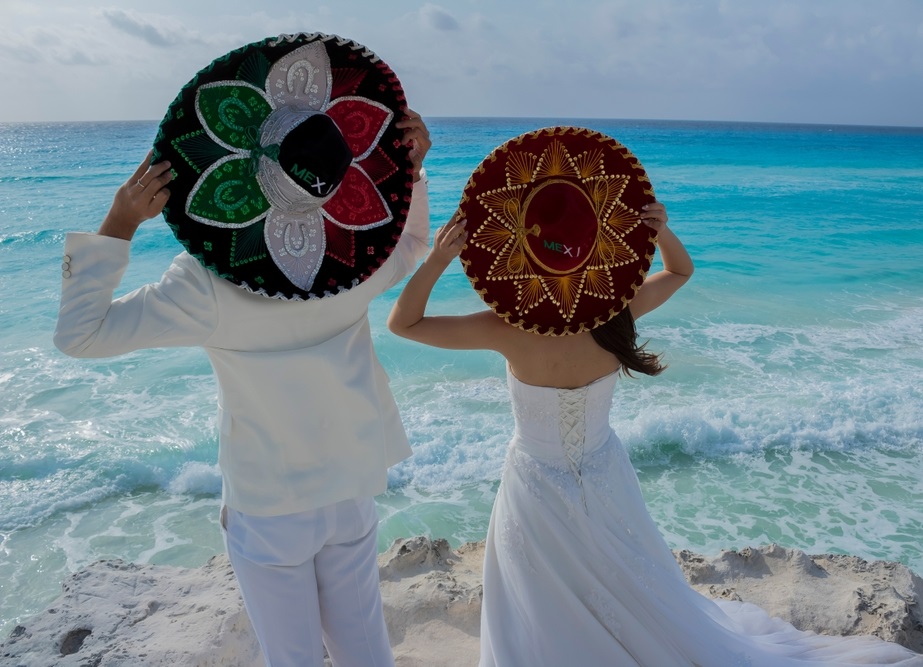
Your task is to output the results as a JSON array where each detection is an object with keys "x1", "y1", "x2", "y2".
[
  {"x1": 396, "y1": 109, "x2": 431, "y2": 183},
  {"x1": 98, "y1": 151, "x2": 173, "y2": 241}
]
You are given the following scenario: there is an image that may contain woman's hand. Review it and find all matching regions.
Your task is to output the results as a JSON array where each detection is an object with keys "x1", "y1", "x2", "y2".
[
  {"x1": 98, "y1": 151, "x2": 172, "y2": 241},
  {"x1": 430, "y1": 213, "x2": 467, "y2": 265},
  {"x1": 639, "y1": 201, "x2": 668, "y2": 234},
  {"x1": 629, "y1": 200, "x2": 693, "y2": 319},
  {"x1": 396, "y1": 109, "x2": 431, "y2": 182}
]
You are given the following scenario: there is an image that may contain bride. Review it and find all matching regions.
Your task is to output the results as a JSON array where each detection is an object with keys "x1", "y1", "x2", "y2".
[{"x1": 387, "y1": 132, "x2": 921, "y2": 665}]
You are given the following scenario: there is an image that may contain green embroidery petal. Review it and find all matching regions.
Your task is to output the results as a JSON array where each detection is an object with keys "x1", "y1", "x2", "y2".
[
  {"x1": 196, "y1": 82, "x2": 272, "y2": 151},
  {"x1": 188, "y1": 157, "x2": 270, "y2": 227}
]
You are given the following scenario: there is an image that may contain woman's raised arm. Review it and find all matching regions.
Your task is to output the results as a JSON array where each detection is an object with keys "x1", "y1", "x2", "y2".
[
  {"x1": 629, "y1": 202, "x2": 694, "y2": 319},
  {"x1": 388, "y1": 214, "x2": 514, "y2": 351}
]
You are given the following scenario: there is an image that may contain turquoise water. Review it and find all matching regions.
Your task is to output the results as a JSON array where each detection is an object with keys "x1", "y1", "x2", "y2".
[{"x1": 1, "y1": 118, "x2": 922, "y2": 637}]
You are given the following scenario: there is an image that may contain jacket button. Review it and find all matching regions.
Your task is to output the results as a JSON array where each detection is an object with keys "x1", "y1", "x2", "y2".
[{"x1": 62, "y1": 270, "x2": 72, "y2": 279}]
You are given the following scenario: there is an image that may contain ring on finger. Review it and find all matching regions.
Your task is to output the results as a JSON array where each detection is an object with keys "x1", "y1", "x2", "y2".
[{"x1": 137, "y1": 180, "x2": 146, "y2": 189}]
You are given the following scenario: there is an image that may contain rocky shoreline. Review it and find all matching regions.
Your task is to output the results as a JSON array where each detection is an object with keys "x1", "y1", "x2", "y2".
[{"x1": 3, "y1": 538, "x2": 921, "y2": 666}]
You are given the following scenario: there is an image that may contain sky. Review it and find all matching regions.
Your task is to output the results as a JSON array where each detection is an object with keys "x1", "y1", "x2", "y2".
[{"x1": 0, "y1": 0, "x2": 921, "y2": 127}]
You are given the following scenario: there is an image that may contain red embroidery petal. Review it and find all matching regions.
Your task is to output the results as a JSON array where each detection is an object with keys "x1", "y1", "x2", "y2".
[
  {"x1": 326, "y1": 98, "x2": 391, "y2": 159},
  {"x1": 358, "y1": 146, "x2": 399, "y2": 185},
  {"x1": 323, "y1": 166, "x2": 391, "y2": 229},
  {"x1": 323, "y1": 219, "x2": 356, "y2": 267},
  {"x1": 330, "y1": 68, "x2": 367, "y2": 98}
]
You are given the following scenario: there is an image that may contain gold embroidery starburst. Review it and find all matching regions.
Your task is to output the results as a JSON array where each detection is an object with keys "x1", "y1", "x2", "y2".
[{"x1": 469, "y1": 134, "x2": 641, "y2": 324}]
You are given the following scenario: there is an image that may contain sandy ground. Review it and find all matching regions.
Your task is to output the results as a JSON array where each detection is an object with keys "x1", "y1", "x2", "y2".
[{"x1": 2, "y1": 537, "x2": 921, "y2": 666}]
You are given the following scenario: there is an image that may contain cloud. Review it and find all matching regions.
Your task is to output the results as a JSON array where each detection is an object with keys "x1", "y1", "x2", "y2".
[
  {"x1": 0, "y1": 25, "x2": 110, "y2": 67},
  {"x1": 0, "y1": 36, "x2": 43, "y2": 65},
  {"x1": 0, "y1": 0, "x2": 920, "y2": 125},
  {"x1": 101, "y1": 9, "x2": 182, "y2": 48},
  {"x1": 54, "y1": 49, "x2": 104, "y2": 66},
  {"x1": 420, "y1": 4, "x2": 461, "y2": 32}
]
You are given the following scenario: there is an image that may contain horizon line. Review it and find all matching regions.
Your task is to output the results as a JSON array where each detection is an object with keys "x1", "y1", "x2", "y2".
[{"x1": 1, "y1": 115, "x2": 921, "y2": 132}]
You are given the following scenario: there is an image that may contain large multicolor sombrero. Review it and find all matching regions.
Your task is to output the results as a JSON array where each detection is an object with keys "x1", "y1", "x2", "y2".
[
  {"x1": 152, "y1": 32, "x2": 413, "y2": 300},
  {"x1": 458, "y1": 126, "x2": 658, "y2": 336}
]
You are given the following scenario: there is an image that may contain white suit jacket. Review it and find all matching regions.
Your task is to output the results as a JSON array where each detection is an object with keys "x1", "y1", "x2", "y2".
[{"x1": 54, "y1": 178, "x2": 429, "y2": 516}]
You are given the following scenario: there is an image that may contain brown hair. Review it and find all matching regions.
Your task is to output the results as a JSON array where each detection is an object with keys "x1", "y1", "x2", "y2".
[{"x1": 590, "y1": 308, "x2": 665, "y2": 377}]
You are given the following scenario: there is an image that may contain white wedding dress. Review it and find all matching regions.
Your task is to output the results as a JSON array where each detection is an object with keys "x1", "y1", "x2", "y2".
[{"x1": 479, "y1": 368, "x2": 922, "y2": 666}]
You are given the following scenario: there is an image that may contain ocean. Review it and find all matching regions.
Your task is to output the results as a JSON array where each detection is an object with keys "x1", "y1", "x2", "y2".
[{"x1": 1, "y1": 117, "x2": 922, "y2": 637}]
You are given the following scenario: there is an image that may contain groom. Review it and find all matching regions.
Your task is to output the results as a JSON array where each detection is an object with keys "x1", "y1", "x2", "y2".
[{"x1": 53, "y1": 37, "x2": 432, "y2": 665}]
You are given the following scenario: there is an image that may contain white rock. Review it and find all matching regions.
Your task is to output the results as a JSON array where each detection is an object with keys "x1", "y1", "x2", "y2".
[{"x1": 2, "y1": 539, "x2": 921, "y2": 666}]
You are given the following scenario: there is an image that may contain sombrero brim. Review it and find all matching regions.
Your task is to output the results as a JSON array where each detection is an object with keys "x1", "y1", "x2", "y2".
[
  {"x1": 458, "y1": 126, "x2": 658, "y2": 335},
  {"x1": 152, "y1": 32, "x2": 414, "y2": 300}
]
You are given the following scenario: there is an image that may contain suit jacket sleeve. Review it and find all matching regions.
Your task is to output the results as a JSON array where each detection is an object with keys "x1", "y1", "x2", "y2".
[{"x1": 54, "y1": 232, "x2": 218, "y2": 358}]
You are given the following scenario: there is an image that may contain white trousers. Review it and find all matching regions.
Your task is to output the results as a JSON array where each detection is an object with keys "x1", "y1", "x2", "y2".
[{"x1": 224, "y1": 497, "x2": 394, "y2": 667}]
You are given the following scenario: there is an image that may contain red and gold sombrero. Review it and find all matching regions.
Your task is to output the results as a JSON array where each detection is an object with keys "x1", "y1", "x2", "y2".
[{"x1": 458, "y1": 126, "x2": 659, "y2": 336}]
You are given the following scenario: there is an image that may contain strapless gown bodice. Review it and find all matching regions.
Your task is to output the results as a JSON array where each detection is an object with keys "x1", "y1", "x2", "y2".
[{"x1": 507, "y1": 368, "x2": 617, "y2": 468}]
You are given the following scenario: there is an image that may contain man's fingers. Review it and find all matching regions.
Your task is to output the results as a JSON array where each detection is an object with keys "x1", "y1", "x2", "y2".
[
  {"x1": 402, "y1": 126, "x2": 430, "y2": 144},
  {"x1": 148, "y1": 167, "x2": 174, "y2": 192},
  {"x1": 146, "y1": 188, "x2": 170, "y2": 217},
  {"x1": 129, "y1": 151, "x2": 154, "y2": 182},
  {"x1": 148, "y1": 160, "x2": 172, "y2": 178}
]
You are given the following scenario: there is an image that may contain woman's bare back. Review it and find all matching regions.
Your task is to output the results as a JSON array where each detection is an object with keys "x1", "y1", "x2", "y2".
[{"x1": 501, "y1": 326, "x2": 621, "y2": 389}]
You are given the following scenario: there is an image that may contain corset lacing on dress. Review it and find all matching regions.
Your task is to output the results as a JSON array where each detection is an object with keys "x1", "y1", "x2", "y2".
[
  {"x1": 558, "y1": 385, "x2": 590, "y2": 509},
  {"x1": 508, "y1": 368, "x2": 618, "y2": 514}
]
